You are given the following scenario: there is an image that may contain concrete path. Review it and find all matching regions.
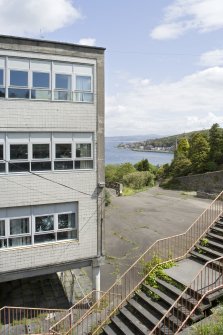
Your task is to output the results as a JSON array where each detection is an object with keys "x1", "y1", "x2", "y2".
[{"x1": 102, "y1": 186, "x2": 211, "y2": 291}]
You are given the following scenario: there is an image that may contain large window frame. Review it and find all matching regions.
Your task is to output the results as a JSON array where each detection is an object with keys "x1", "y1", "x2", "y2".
[
  {"x1": 0, "y1": 209, "x2": 77, "y2": 249},
  {"x1": 1, "y1": 132, "x2": 94, "y2": 174},
  {"x1": 0, "y1": 56, "x2": 94, "y2": 103}
]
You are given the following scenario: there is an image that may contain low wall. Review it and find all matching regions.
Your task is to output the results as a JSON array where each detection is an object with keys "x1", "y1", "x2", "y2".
[{"x1": 175, "y1": 170, "x2": 223, "y2": 194}]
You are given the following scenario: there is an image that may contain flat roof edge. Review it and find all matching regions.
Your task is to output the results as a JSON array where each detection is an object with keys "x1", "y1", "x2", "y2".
[{"x1": 0, "y1": 34, "x2": 106, "y2": 52}]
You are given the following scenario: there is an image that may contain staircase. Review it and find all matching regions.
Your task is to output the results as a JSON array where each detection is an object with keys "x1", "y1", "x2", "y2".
[{"x1": 102, "y1": 216, "x2": 223, "y2": 335}]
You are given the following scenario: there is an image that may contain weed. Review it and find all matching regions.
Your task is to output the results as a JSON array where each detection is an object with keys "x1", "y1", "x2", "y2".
[{"x1": 200, "y1": 238, "x2": 209, "y2": 247}]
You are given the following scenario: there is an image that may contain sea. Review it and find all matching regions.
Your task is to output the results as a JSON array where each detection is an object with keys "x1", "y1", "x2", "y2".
[{"x1": 105, "y1": 137, "x2": 174, "y2": 166}]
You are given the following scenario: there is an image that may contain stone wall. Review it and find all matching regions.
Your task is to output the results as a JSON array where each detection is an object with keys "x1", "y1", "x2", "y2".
[{"x1": 175, "y1": 170, "x2": 223, "y2": 194}]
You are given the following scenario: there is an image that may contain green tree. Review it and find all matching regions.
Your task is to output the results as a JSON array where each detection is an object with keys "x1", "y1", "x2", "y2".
[
  {"x1": 134, "y1": 159, "x2": 157, "y2": 174},
  {"x1": 170, "y1": 155, "x2": 192, "y2": 177},
  {"x1": 189, "y1": 133, "x2": 210, "y2": 173},
  {"x1": 115, "y1": 163, "x2": 136, "y2": 182},
  {"x1": 209, "y1": 123, "x2": 223, "y2": 164},
  {"x1": 105, "y1": 164, "x2": 119, "y2": 183},
  {"x1": 175, "y1": 137, "x2": 190, "y2": 157}
]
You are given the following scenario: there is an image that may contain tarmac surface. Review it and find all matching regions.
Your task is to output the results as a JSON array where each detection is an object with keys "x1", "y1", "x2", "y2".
[{"x1": 101, "y1": 186, "x2": 212, "y2": 291}]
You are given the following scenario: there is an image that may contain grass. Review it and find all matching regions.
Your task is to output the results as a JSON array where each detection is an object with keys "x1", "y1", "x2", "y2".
[
  {"x1": 191, "y1": 304, "x2": 223, "y2": 335},
  {"x1": 122, "y1": 186, "x2": 149, "y2": 196}
]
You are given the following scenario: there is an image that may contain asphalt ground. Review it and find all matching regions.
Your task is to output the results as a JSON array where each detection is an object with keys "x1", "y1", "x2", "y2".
[{"x1": 101, "y1": 186, "x2": 212, "y2": 291}]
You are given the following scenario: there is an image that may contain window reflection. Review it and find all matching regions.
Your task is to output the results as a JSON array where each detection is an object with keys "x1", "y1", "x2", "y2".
[
  {"x1": 10, "y1": 70, "x2": 28, "y2": 87},
  {"x1": 33, "y1": 72, "x2": 49, "y2": 88}
]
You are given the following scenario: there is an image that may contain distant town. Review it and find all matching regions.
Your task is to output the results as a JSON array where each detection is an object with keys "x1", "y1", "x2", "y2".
[{"x1": 117, "y1": 141, "x2": 175, "y2": 153}]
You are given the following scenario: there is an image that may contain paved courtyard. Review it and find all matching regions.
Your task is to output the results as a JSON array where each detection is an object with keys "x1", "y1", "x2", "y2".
[{"x1": 101, "y1": 186, "x2": 212, "y2": 291}]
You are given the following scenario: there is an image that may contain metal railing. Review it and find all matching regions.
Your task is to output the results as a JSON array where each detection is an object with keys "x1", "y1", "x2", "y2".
[
  {"x1": 0, "y1": 306, "x2": 67, "y2": 335},
  {"x1": 49, "y1": 290, "x2": 121, "y2": 334},
  {"x1": 62, "y1": 191, "x2": 223, "y2": 334},
  {"x1": 150, "y1": 255, "x2": 223, "y2": 334}
]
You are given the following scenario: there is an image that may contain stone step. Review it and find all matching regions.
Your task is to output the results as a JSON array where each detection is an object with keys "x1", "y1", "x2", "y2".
[
  {"x1": 102, "y1": 325, "x2": 117, "y2": 335},
  {"x1": 111, "y1": 315, "x2": 135, "y2": 335},
  {"x1": 136, "y1": 290, "x2": 168, "y2": 315},
  {"x1": 211, "y1": 226, "x2": 223, "y2": 234},
  {"x1": 207, "y1": 232, "x2": 223, "y2": 242},
  {"x1": 128, "y1": 298, "x2": 160, "y2": 328},
  {"x1": 198, "y1": 245, "x2": 223, "y2": 258},
  {"x1": 204, "y1": 239, "x2": 223, "y2": 251},
  {"x1": 143, "y1": 285, "x2": 203, "y2": 323},
  {"x1": 120, "y1": 306, "x2": 150, "y2": 335},
  {"x1": 190, "y1": 250, "x2": 214, "y2": 263}
]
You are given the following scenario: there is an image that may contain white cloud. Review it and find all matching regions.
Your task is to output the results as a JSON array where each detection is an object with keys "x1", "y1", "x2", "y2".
[
  {"x1": 200, "y1": 49, "x2": 223, "y2": 67},
  {"x1": 151, "y1": 0, "x2": 223, "y2": 40},
  {"x1": 0, "y1": 0, "x2": 81, "y2": 36},
  {"x1": 78, "y1": 38, "x2": 96, "y2": 46},
  {"x1": 106, "y1": 67, "x2": 223, "y2": 136}
]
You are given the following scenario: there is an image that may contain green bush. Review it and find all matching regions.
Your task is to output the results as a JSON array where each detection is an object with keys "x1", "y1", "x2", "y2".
[
  {"x1": 104, "y1": 189, "x2": 111, "y2": 206},
  {"x1": 123, "y1": 171, "x2": 155, "y2": 189}
]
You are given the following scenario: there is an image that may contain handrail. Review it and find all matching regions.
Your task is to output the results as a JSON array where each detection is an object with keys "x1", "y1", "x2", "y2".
[
  {"x1": 150, "y1": 255, "x2": 223, "y2": 334},
  {"x1": 63, "y1": 190, "x2": 223, "y2": 334}
]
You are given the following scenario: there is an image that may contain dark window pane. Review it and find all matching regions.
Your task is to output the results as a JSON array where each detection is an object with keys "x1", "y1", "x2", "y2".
[
  {"x1": 32, "y1": 144, "x2": 49, "y2": 159},
  {"x1": 76, "y1": 144, "x2": 91, "y2": 158},
  {"x1": 10, "y1": 218, "x2": 29, "y2": 235},
  {"x1": 56, "y1": 144, "x2": 72, "y2": 159},
  {"x1": 54, "y1": 91, "x2": 71, "y2": 101},
  {"x1": 34, "y1": 233, "x2": 55, "y2": 244},
  {"x1": 10, "y1": 70, "x2": 28, "y2": 87},
  {"x1": 54, "y1": 161, "x2": 73, "y2": 170},
  {"x1": 0, "y1": 239, "x2": 7, "y2": 248},
  {"x1": 57, "y1": 230, "x2": 77, "y2": 240},
  {"x1": 0, "y1": 144, "x2": 3, "y2": 160},
  {"x1": 0, "y1": 163, "x2": 5, "y2": 173},
  {"x1": 0, "y1": 88, "x2": 5, "y2": 98},
  {"x1": 8, "y1": 88, "x2": 29, "y2": 99},
  {"x1": 55, "y1": 74, "x2": 71, "y2": 89},
  {"x1": 9, "y1": 162, "x2": 29, "y2": 172},
  {"x1": 10, "y1": 144, "x2": 28, "y2": 160},
  {"x1": 9, "y1": 237, "x2": 31, "y2": 247},
  {"x1": 0, "y1": 69, "x2": 3, "y2": 86},
  {"x1": 0, "y1": 220, "x2": 5, "y2": 236},
  {"x1": 35, "y1": 215, "x2": 54, "y2": 232},
  {"x1": 76, "y1": 76, "x2": 91, "y2": 91},
  {"x1": 58, "y1": 213, "x2": 75, "y2": 229},
  {"x1": 31, "y1": 162, "x2": 51, "y2": 171},
  {"x1": 31, "y1": 90, "x2": 51, "y2": 100},
  {"x1": 33, "y1": 72, "x2": 49, "y2": 88}
]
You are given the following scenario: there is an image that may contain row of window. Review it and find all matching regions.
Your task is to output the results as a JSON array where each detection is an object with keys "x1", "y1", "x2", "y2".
[
  {"x1": 0, "y1": 133, "x2": 94, "y2": 173},
  {"x1": 0, "y1": 212, "x2": 77, "y2": 249},
  {"x1": 0, "y1": 57, "x2": 94, "y2": 102}
]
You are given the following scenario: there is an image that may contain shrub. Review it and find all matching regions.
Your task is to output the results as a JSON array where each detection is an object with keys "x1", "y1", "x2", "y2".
[
  {"x1": 123, "y1": 171, "x2": 155, "y2": 189},
  {"x1": 104, "y1": 189, "x2": 111, "y2": 206}
]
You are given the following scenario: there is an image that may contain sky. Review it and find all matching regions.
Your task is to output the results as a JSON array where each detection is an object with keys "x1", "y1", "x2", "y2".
[{"x1": 1, "y1": 0, "x2": 223, "y2": 137}]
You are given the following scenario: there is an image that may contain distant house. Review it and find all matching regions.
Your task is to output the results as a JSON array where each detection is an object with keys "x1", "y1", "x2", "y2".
[{"x1": 0, "y1": 35, "x2": 105, "y2": 296}]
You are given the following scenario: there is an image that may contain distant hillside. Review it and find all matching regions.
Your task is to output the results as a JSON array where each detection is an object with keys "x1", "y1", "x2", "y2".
[
  {"x1": 118, "y1": 129, "x2": 212, "y2": 151},
  {"x1": 106, "y1": 134, "x2": 161, "y2": 142}
]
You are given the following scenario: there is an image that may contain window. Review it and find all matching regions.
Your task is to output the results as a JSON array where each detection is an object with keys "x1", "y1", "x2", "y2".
[
  {"x1": 55, "y1": 74, "x2": 71, "y2": 101},
  {"x1": 75, "y1": 76, "x2": 93, "y2": 102},
  {"x1": 9, "y1": 70, "x2": 29, "y2": 99},
  {"x1": 76, "y1": 143, "x2": 91, "y2": 158},
  {"x1": 0, "y1": 144, "x2": 5, "y2": 173},
  {"x1": 0, "y1": 203, "x2": 77, "y2": 248},
  {"x1": 2, "y1": 132, "x2": 93, "y2": 173},
  {"x1": 31, "y1": 72, "x2": 51, "y2": 100},
  {"x1": 9, "y1": 217, "x2": 31, "y2": 247},
  {"x1": 0, "y1": 69, "x2": 5, "y2": 98}
]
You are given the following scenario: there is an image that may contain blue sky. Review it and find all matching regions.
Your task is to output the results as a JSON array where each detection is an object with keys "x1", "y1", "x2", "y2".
[{"x1": 1, "y1": 0, "x2": 223, "y2": 136}]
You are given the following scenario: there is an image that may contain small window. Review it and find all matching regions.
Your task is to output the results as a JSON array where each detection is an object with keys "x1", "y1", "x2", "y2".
[
  {"x1": 33, "y1": 72, "x2": 50, "y2": 88},
  {"x1": 0, "y1": 69, "x2": 3, "y2": 86},
  {"x1": 75, "y1": 160, "x2": 93, "y2": 169},
  {"x1": 0, "y1": 220, "x2": 5, "y2": 236},
  {"x1": 35, "y1": 215, "x2": 54, "y2": 232},
  {"x1": 10, "y1": 70, "x2": 28, "y2": 87},
  {"x1": 10, "y1": 218, "x2": 29, "y2": 235},
  {"x1": 76, "y1": 144, "x2": 91, "y2": 158},
  {"x1": 58, "y1": 213, "x2": 75, "y2": 229},
  {"x1": 76, "y1": 76, "x2": 91, "y2": 91},
  {"x1": 32, "y1": 144, "x2": 50, "y2": 159},
  {"x1": 10, "y1": 144, "x2": 28, "y2": 160},
  {"x1": 57, "y1": 230, "x2": 76, "y2": 240},
  {"x1": 9, "y1": 162, "x2": 29, "y2": 173},
  {"x1": 9, "y1": 236, "x2": 31, "y2": 247},
  {"x1": 31, "y1": 162, "x2": 51, "y2": 171},
  {"x1": 0, "y1": 144, "x2": 3, "y2": 160},
  {"x1": 34, "y1": 233, "x2": 55, "y2": 244},
  {"x1": 55, "y1": 74, "x2": 71, "y2": 90},
  {"x1": 8, "y1": 88, "x2": 29, "y2": 99},
  {"x1": 54, "y1": 161, "x2": 73, "y2": 170},
  {"x1": 56, "y1": 143, "x2": 72, "y2": 159}
]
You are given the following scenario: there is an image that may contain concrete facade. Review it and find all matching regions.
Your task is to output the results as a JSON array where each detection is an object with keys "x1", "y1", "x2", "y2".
[{"x1": 0, "y1": 36, "x2": 105, "y2": 284}]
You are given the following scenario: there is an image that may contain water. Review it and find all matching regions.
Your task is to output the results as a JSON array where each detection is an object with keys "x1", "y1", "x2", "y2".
[{"x1": 105, "y1": 138, "x2": 173, "y2": 166}]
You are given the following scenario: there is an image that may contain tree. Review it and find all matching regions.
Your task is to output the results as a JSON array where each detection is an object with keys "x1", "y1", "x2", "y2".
[
  {"x1": 134, "y1": 159, "x2": 157, "y2": 174},
  {"x1": 209, "y1": 123, "x2": 223, "y2": 164},
  {"x1": 189, "y1": 133, "x2": 210, "y2": 173},
  {"x1": 175, "y1": 137, "x2": 190, "y2": 158},
  {"x1": 115, "y1": 163, "x2": 136, "y2": 182},
  {"x1": 170, "y1": 155, "x2": 192, "y2": 177}
]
